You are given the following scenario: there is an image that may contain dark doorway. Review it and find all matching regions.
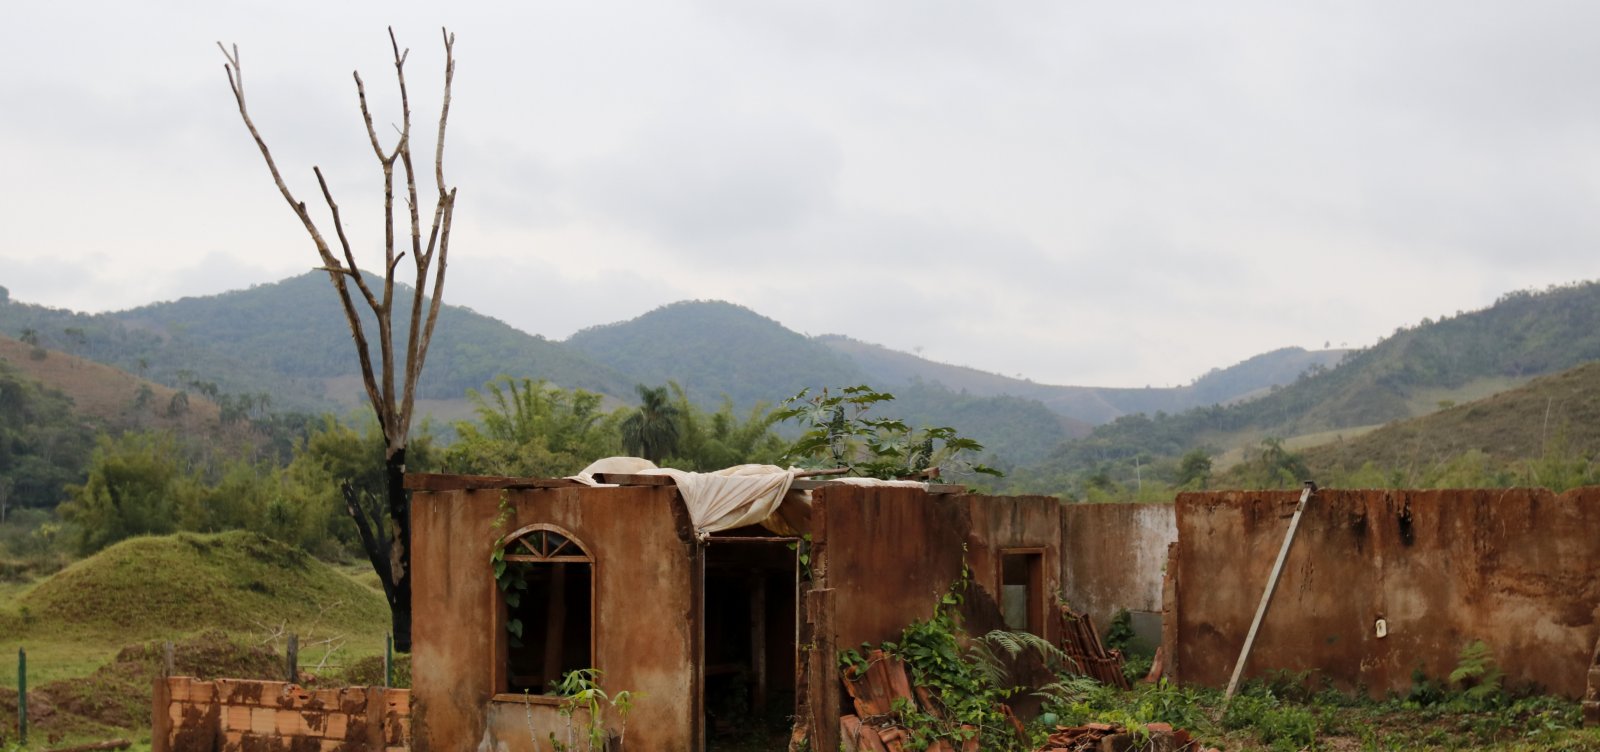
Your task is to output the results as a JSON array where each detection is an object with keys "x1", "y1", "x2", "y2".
[{"x1": 702, "y1": 537, "x2": 798, "y2": 751}]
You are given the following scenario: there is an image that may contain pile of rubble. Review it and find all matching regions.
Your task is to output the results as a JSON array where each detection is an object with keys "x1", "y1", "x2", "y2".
[
  {"x1": 838, "y1": 650, "x2": 982, "y2": 752},
  {"x1": 1037, "y1": 721, "x2": 1210, "y2": 752}
]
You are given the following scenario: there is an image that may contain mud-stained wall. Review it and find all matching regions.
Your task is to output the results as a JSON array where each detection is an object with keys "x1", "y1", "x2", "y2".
[
  {"x1": 151, "y1": 677, "x2": 408, "y2": 751},
  {"x1": 805, "y1": 488, "x2": 1062, "y2": 749},
  {"x1": 410, "y1": 485, "x2": 698, "y2": 751},
  {"x1": 814, "y1": 487, "x2": 971, "y2": 650},
  {"x1": 966, "y1": 494, "x2": 1065, "y2": 645},
  {"x1": 1061, "y1": 503, "x2": 1177, "y2": 633},
  {"x1": 1173, "y1": 488, "x2": 1600, "y2": 698}
]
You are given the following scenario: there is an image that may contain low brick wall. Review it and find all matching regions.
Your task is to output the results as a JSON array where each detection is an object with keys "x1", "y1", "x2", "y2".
[{"x1": 152, "y1": 676, "x2": 410, "y2": 751}]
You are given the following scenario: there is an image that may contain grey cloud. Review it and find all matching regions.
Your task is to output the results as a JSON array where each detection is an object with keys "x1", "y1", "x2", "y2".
[
  {"x1": 571, "y1": 116, "x2": 842, "y2": 247},
  {"x1": 6, "y1": 1, "x2": 1600, "y2": 388},
  {"x1": 447, "y1": 255, "x2": 690, "y2": 341}
]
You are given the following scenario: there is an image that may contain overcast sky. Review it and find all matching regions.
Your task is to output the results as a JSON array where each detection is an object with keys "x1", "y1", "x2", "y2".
[{"x1": 3, "y1": 2, "x2": 1598, "y2": 388}]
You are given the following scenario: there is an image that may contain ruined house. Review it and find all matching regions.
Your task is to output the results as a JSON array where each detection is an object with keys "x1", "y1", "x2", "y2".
[
  {"x1": 148, "y1": 481, "x2": 1600, "y2": 749},
  {"x1": 402, "y1": 469, "x2": 1063, "y2": 751}
]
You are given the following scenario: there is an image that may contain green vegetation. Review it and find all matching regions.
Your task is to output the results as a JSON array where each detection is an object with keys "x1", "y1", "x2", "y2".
[
  {"x1": 5, "y1": 532, "x2": 387, "y2": 645},
  {"x1": 832, "y1": 582, "x2": 1599, "y2": 751},
  {"x1": 1037, "y1": 658, "x2": 1595, "y2": 751},
  {"x1": 444, "y1": 377, "x2": 622, "y2": 477},
  {"x1": 839, "y1": 577, "x2": 1066, "y2": 751},
  {"x1": 8, "y1": 273, "x2": 1600, "y2": 746},
  {"x1": 52, "y1": 419, "x2": 427, "y2": 558},
  {"x1": 621, "y1": 384, "x2": 682, "y2": 464},
  {"x1": 0, "y1": 359, "x2": 94, "y2": 517},
  {"x1": 662, "y1": 384, "x2": 787, "y2": 471},
  {"x1": 776, "y1": 385, "x2": 1000, "y2": 480},
  {"x1": 542, "y1": 669, "x2": 637, "y2": 752},
  {"x1": 1283, "y1": 361, "x2": 1600, "y2": 490}
]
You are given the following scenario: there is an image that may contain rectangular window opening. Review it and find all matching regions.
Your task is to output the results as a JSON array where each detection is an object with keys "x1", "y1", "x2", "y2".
[
  {"x1": 506, "y1": 561, "x2": 593, "y2": 694},
  {"x1": 1001, "y1": 551, "x2": 1044, "y2": 636}
]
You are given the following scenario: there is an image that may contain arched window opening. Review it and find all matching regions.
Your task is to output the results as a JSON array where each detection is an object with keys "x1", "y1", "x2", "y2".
[{"x1": 500, "y1": 525, "x2": 593, "y2": 694}]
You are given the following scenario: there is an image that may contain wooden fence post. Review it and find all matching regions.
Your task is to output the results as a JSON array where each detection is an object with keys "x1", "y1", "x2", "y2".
[
  {"x1": 286, "y1": 634, "x2": 299, "y2": 684},
  {"x1": 18, "y1": 647, "x2": 26, "y2": 745}
]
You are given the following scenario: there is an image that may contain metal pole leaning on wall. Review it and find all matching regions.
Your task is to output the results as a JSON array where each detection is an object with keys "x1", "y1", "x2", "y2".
[{"x1": 1224, "y1": 481, "x2": 1316, "y2": 702}]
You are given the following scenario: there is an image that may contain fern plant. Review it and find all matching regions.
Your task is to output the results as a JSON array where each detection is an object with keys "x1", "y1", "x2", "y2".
[{"x1": 1448, "y1": 640, "x2": 1505, "y2": 710}]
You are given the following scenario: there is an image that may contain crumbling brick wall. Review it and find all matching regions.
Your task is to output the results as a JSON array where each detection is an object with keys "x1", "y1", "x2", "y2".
[{"x1": 152, "y1": 676, "x2": 410, "y2": 752}]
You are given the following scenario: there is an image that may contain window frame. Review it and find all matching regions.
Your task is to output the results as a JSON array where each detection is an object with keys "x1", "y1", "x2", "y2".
[
  {"x1": 998, "y1": 547, "x2": 1047, "y2": 637},
  {"x1": 490, "y1": 523, "x2": 598, "y2": 704}
]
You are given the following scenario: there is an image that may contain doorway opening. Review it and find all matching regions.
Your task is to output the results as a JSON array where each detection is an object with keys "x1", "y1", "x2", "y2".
[{"x1": 703, "y1": 536, "x2": 798, "y2": 751}]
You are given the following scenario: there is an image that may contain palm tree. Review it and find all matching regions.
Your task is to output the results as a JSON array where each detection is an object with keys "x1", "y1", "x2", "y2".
[{"x1": 622, "y1": 384, "x2": 681, "y2": 464}]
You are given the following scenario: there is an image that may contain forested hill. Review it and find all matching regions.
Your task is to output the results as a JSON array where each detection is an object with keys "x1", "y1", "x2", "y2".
[
  {"x1": 0, "y1": 273, "x2": 636, "y2": 413},
  {"x1": 1, "y1": 273, "x2": 1381, "y2": 476},
  {"x1": 566, "y1": 301, "x2": 868, "y2": 409},
  {"x1": 818, "y1": 335, "x2": 1344, "y2": 424},
  {"x1": 1021, "y1": 280, "x2": 1600, "y2": 485},
  {"x1": 0, "y1": 280, "x2": 1081, "y2": 467}
]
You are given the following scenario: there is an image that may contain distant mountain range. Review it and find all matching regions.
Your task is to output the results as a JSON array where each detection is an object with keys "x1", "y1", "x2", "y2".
[
  {"x1": 5, "y1": 274, "x2": 1595, "y2": 483},
  {"x1": 818, "y1": 335, "x2": 1345, "y2": 426},
  {"x1": 1014, "y1": 281, "x2": 1600, "y2": 492}
]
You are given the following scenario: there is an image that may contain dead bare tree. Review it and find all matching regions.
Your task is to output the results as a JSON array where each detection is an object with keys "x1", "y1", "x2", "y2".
[{"x1": 219, "y1": 28, "x2": 458, "y2": 651}]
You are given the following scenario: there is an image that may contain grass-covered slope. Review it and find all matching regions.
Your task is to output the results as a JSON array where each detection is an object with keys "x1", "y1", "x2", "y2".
[
  {"x1": 1291, "y1": 360, "x2": 1600, "y2": 480},
  {"x1": 0, "y1": 335, "x2": 224, "y2": 430},
  {"x1": 5, "y1": 531, "x2": 387, "y2": 643}
]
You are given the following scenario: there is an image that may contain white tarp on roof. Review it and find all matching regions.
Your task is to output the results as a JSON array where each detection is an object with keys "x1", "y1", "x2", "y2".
[
  {"x1": 570, "y1": 458, "x2": 794, "y2": 539},
  {"x1": 569, "y1": 457, "x2": 928, "y2": 540}
]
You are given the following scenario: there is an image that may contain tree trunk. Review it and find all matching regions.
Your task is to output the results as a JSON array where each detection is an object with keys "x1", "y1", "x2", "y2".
[{"x1": 386, "y1": 448, "x2": 413, "y2": 652}]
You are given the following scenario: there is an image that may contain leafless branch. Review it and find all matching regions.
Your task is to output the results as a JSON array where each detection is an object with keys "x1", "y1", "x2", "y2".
[
  {"x1": 218, "y1": 39, "x2": 386, "y2": 426},
  {"x1": 221, "y1": 28, "x2": 457, "y2": 652},
  {"x1": 314, "y1": 167, "x2": 379, "y2": 310}
]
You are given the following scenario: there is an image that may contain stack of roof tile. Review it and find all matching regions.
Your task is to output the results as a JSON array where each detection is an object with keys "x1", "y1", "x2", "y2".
[{"x1": 1058, "y1": 605, "x2": 1130, "y2": 690}]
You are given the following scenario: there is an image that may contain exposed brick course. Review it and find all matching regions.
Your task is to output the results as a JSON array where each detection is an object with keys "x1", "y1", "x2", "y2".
[{"x1": 153, "y1": 676, "x2": 410, "y2": 752}]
